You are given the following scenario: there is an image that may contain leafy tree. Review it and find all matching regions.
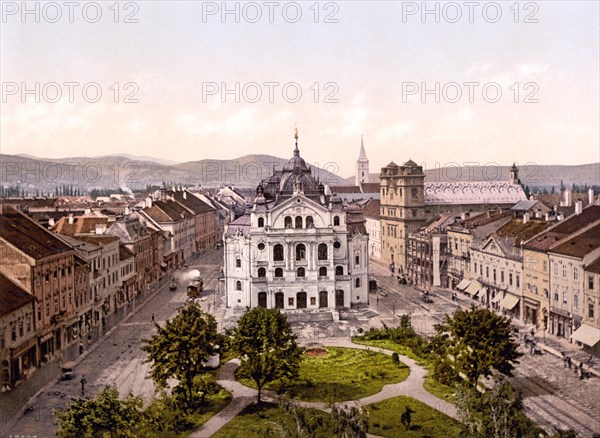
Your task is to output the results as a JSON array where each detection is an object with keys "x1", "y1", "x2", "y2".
[
  {"x1": 54, "y1": 385, "x2": 144, "y2": 438},
  {"x1": 331, "y1": 403, "x2": 368, "y2": 438},
  {"x1": 142, "y1": 301, "x2": 220, "y2": 410},
  {"x1": 433, "y1": 306, "x2": 522, "y2": 388},
  {"x1": 455, "y1": 378, "x2": 542, "y2": 438},
  {"x1": 231, "y1": 307, "x2": 302, "y2": 402}
]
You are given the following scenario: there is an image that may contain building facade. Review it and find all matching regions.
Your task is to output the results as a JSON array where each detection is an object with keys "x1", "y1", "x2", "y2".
[{"x1": 224, "y1": 135, "x2": 369, "y2": 311}]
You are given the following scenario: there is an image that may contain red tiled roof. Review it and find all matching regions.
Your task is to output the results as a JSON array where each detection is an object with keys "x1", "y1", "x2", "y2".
[
  {"x1": 523, "y1": 206, "x2": 600, "y2": 251},
  {"x1": 361, "y1": 199, "x2": 380, "y2": 219},
  {"x1": 0, "y1": 273, "x2": 34, "y2": 316},
  {"x1": 0, "y1": 211, "x2": 73, "y2": 259},
  {"x1": 549, "y1": 223, "x2": 600, "y2": 258},
  {"x1": 361, "y1": 183, "x2": 380, "y2": 193},
  {"x1": 330, "y1": 186, "x2": 361, "y2": 194},
  {"x1": 119, "y1": 245, "x2": 135, "y2": 260},
  {"x1": 496, "y1": 219, "x2": 550, "y2": 245}
]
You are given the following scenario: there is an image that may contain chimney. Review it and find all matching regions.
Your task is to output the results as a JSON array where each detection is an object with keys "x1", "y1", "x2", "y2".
[
  {"x1": 545, "y1": 212, "x2": 550, "y2": 222},
  {"x1": 553, "y1": 205, "x2": 558, "y2": 213},
  {"x1": 575, "y1": 200, "x2": 583, "y2": 215},
  {"x1": 48, "y1": 218, "x2": 55, "y2": 228},
  {"x1": 146, "y1": 197, "x2": 152, "y2": 208},
  {"x1": 523, "y1": 212, "x2": 530, "y2": 224},
  {"x1": 84, "y1": 208, "x2": 91, "y2": 215},
  {"x1": 564, "y1": 188, "x2": 572, "y2": 207},
  {"x1": 535, "y1": 210, "x2": 541, "y2": 218},
  {"x1": 124, "y1": 206, "x2": 130, "y2": 215},
  {"x1": 461, "y1": 212, "x2": 467, "y2": 220},
  {"x1": 589, "y1": 188, "x2": 595, "y2": 205},
  {"x1": 183, "y1": 191, "x2": 187, "y2": 200},
  {"x1": 68, "y1": 214, "x2": 74, "y2": 224},
  {"x1": 557, "y1": 212, "x2": 564, "y2": 221},
  {"x1": 95, "y1": 223, "x2": 105, "y2": 235}
]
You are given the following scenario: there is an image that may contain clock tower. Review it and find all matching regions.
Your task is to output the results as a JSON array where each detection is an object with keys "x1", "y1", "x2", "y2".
[{"x1": 355, "y1": 135, "x2": 370, "y2": 186}]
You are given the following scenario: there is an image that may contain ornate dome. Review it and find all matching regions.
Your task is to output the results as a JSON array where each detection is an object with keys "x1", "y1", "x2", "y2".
[{"x1": 282, "y1": 144, "x2": 309, "y2": 172}]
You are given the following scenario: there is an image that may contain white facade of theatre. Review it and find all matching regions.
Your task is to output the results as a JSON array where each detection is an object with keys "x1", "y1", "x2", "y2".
[{"x1": 224, "y1": 140, "x2": 369, "y2": 311}]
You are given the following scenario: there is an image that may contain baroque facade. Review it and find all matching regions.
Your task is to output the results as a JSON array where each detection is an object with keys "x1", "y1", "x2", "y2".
[{"x1": 224, "y1": 133, "x2": 369, "y2": 311}]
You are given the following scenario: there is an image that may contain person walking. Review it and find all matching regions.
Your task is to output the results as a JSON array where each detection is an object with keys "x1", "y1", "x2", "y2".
[
  {"x1": 80, "y1": 375, "x2": 87, "y2": 395},
  {"x1": 567, "y1": 356, "x2": 572, "y2": 369},
  {"x1": 151, "y1": 314, "x2": 155, "y2": 324}
]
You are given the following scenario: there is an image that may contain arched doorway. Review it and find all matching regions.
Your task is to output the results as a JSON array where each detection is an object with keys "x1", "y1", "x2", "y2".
[
  {"x1": 258, "y1": 292, "x2": 267, "y2": 308},
  {"x1": 335, "y1": 290, "x2": 345, "y2": 308},
  {"x1": 297, "y1": 292, "x2": 307, "y2": 309},
  {"x1": 275, "y1": 292, "x2": 284, "y2": 309},
  {"x1": 319, "y1": 291, "x2": 328, "y2": 308}
]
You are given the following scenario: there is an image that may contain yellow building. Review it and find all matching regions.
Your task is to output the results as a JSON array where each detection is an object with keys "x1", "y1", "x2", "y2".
[
  {"x1": 579, "y1": 257, "x2": 600, "y2": 355},
  {"x1": 379, "y1": 160, "x2": 426, "y2": 274}
]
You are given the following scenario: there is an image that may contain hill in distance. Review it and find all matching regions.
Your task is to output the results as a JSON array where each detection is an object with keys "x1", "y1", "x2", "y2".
[{"x1": 0, "y1": 153, "x2": 350, "y2": 192}]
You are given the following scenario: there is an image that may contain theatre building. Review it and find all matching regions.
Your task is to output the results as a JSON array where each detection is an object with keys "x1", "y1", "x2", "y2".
[{"x1": 224, "y1": 133, "x2": 369, "y2": 311}]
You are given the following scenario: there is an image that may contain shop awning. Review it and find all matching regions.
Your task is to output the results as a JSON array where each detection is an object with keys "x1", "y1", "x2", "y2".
[
  {"x1": 456, "y1": 279, "x2": 470, "y2": 291},
  {"x1": 491, "y1": 294, "x2": 503, "y2": 304},
  {"x1": 500, "y1": 294, "x2": 520, "y2": 310},
  {"x1": 571, "y1": 324, "x2": 600, "y2": 347},
  {"x1": 464, "y1": 281, "x2": 481, "y2": 297}
]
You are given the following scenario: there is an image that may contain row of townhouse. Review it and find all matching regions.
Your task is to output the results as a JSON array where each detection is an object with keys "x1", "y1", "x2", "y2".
[
  {"x1": 445, "y1": 204, "x2": 600, "y2": 355},
  {"x1": 0, "y1": 189, "x2": 226, "y2": 390}
]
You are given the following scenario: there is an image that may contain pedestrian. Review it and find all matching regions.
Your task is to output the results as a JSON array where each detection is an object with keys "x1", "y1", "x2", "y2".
[
  {"x1": 151, "y1": 313, "x2": 155, "y2": 324},
  {"x1": 79, "y1": 342, "x2": 84, "y2": 355},
  {"x1": 80, "y1": 375, "x2": 87, "y2": 395},
  {"x1": 567, "y1": 356, "x2": 572, "y2": 369},
  {"x1": 578, "y1": 362, "x2": 584, "y2": 379}
]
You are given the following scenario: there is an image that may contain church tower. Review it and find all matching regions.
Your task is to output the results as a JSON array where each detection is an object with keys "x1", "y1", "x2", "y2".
[{"x1": 355, "y1": 135, "x2": 370, "y2": 186}]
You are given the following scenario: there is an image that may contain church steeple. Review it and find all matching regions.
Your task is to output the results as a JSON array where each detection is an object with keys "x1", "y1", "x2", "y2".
[
  {"x1": 355, "y1": 135, "x2": 370, "y2": 186},
  {"x1": 358, "y1": 135, "x2": 368, "y2": 161}
]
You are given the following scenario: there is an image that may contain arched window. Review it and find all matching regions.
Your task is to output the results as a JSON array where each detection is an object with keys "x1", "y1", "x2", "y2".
[
  {"x1": 318, "y1": 243, "x2": 328, "y2": 260},
  {"x1": 284, "y1": 216, "x2": 292, "y2": 228},
  {"x1": 258, "y1": 268, "x2": 266, "y2": 278},
  {"x1": 355, "y1": 255, "x2": 360, "y2": 266},
  {"x1": 297, "y1": 267, "x2": 305, "y2": 277},
  {"x1": 355, "y1": 278, "x2": 361, "y2": 288},
  {"x1": 257, "y1": 217, "x2": 264, "y2": 227},
  {"x1": 273, "y1": 244, "x2": 284, "y2": 261},
  {"x1": 235, "y1": 281, "x2": 242, "y2": 290},
  {"x1": 319, "y1": 267, "x2": 327, "y2": 277},
  {"x1": 333, "y1": 216, "x2": 340, "y2": 226},
  {"x1": 236, "y1": 257, "x2": 241, "y2": 268},
  {"x1": 275, "y1": 268, "x2": 283, "y2": 278},
  {"x1": 295, "y1": 216, "x2": 303, "y2": 228},
  {"x1": 296, "y1": 244, "x2": 306, "y2": 261},
  {"x1": 306, "y1": 216, "x2": 314, "y2": 228},
  {"x1": 335, "y1": 266, "x2": 344, "y2": 276}
]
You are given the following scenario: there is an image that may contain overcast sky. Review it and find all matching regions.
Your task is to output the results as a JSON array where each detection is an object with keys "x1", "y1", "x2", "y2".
[{"x1": 1, "y1": 1, "x2": 598, "y2": 177}]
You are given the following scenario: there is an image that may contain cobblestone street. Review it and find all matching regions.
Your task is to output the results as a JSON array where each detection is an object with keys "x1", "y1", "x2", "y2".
[{"x1": 4, "y1": 249, "x2": 223, "y2": 438}]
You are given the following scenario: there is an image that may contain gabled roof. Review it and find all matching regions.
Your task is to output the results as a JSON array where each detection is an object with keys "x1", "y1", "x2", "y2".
[
  {"x1": 119, "y1": 245, "x2": 135, "y2": 260},
  {"x1": 0, "y1": 273, "x2": 34, "y2": 316},
  {"x1": 226, "y1": 214, "x2": 251, "y2": 237},
  {"x1": 361, "y1": 183, "x2": 380, "y2": 194},
  {"x1": 586, "y1": 256, "x2": 600, "y2": 274},
  {"x1": 0, "y1": 211, "x2": 73, "y2": 260},
  {"x1": 54, "y1": 215, "x2": 109, "y2": 236},
  {"x1": 143, "y1": 200, "x2": 191, "y2": 223}
]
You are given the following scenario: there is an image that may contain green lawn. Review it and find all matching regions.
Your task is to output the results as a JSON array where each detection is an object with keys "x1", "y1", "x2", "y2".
[
  {"x1": 212, "y1": 402, "x2": 335, "y2": 438},
  {"x1": 353, "y1": 338, "x2": 457, "y2": 402},
  {"x1": 238, "y1": 347, "x2": 410, "y2": 402},
  {"x1": 368, "y1": 396, "x2": 462, "y2": 438}
]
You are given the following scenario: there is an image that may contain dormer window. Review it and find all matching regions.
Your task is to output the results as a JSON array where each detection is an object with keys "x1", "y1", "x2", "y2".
[{"x1": 258, "y1": 217, "x2": 264, "y2": 227}]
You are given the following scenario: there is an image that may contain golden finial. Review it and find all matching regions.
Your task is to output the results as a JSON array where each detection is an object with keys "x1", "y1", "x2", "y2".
[{"x1": 294, "y1": 123, "x2": 298, "y2": 141}]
